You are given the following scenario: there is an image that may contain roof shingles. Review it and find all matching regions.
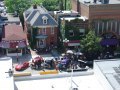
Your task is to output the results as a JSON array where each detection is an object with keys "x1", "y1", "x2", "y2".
[
  {"x1": 3, "y1": 24, "x2": 26, "y2": 41},
  {"x1": 24, "y1": 5, "x2": 58, "y2": 27}
]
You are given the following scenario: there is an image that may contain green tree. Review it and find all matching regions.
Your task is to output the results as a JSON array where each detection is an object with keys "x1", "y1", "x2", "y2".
[
  {"x1": 80, "y1": 30, "x2": 102, "y2": 60},
  {"x1": 5, "y1": 0, "x2": 31, "y2": 14},
  {"x1": 32, "y1": 0, "x2": 43, "y2": 5},
  {"x1": 42, "y1": 0, "x2": 59, "y2": 11}
]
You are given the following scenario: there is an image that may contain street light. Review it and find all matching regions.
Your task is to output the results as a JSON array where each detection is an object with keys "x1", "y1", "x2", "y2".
[
  {"x1": 16, "y1": 46, "x2": 19, "y2": 62},
  {"x1": 63, "y1": 38, "x2": 69, "y2": 51}
]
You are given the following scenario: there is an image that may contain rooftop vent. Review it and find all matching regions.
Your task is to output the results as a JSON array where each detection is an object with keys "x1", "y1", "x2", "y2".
[
  {"x1": 101, "y1": 0, "x2": 109, "y2": 4},
  {"x1": 72, "y1": 88, "x2": 78, "y2": 90}
]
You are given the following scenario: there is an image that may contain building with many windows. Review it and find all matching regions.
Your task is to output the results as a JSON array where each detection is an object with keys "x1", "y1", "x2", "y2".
[
  {"x1": 60, "y1": 16, "x2": 88, "y2": 49},
  {"x1": 71, "y1": 0, "x2": 120, "y2": 54},
  {"x1": 54, "y1": 11, "x2": 88, "y2": 49}
]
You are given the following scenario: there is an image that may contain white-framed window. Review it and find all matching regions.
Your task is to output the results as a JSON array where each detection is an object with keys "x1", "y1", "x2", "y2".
[
  {"x1": 69, "y1": 30, "x2": 74, "y2": 37},
  {"x1": 42, "y1": 16, "x2": 48, "y2": 24},
  {"x1": 42, "y1": 28, "x2": 46, "y2": 35},
  {"x1": 51, "y1": 27, "x2": 54, "y2": 34},
  {"x1": 79, "y1": 29, "x2": 85, "y2": 36},
  {"x1": 38, "y1": 28, "x2": 41, "y2": 34},
  {"x1": 43, "y1": 19, "x2": 47, "y2": 24}
]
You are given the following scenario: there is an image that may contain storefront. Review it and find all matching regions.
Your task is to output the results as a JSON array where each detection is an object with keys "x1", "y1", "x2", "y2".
[
  {"x1": 0, "y1": 40, "x2": 26, "y2": 56},
  {"x1": 100, "y1": 33, "x2": 119, "y2": 56}
]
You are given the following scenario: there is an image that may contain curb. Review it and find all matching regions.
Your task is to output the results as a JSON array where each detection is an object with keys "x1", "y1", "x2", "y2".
[{"x1": 13, "y1": 72, "x2": 31, "y2": 77}]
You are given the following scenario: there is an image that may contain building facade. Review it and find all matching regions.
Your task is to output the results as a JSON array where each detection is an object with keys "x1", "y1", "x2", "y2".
[
  {"x1": 54, "y1": 11, "x2": 88, "y2": 49},
  {"x1": 60, "y1": 17, "x2": 88, "y2": 49},
  {"x1": 23, "y1": 5, "x2": 58, "y2": 49},
  {"x1": 71, "y1": 0, "x2": 120, "y2": 54},
  {"x1": 0, "y1": 24, "x2": 27, "y2": 56}
]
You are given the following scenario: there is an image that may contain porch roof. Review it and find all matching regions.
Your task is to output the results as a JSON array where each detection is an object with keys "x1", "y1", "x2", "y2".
[{"x1": 36, "y1": 34, "x2": 48, "y2": 39}]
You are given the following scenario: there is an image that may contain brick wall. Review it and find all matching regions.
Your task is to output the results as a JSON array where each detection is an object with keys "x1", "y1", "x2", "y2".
[
  {"x1": 46, "y1": 27, "x2": 58, "y2": 46},
  {"x1": 80, "y1": 3, "x2": 89, "y2": 18},
  {"x1": 71, "y1": 0, "x2": 78, "y2": 12},
  {"x1": 89, "y1": 4, "x2": 120, "y2": 20}
]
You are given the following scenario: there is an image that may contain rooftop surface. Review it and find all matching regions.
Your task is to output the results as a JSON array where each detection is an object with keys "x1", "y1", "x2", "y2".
[
  {"x1": 7, "y1": 13, "x2": 20, "y2": 23},
  {"x1": 80, "y1": 0, "x2": 120, "y2": 5},
  {"x1": 0, "y1": 57, "x2": 14, "y2": 90},
  {"x1": 15, "y1": 74, "x2": 107, "y2": 90},
  {"x1": 1, "y1": 55, "x2": 120, "y2": 90},
  {"x1": 61, "y1": 16, "x2": 88, "y2": 22},
  {"x1": 95, "y1": 59, "x2": 120, "y2": 90}
]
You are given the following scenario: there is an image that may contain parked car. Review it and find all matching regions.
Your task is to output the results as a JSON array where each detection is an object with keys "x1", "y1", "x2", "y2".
[
  {"x1": 15, "y1": 62, "x2": 29, "y2": 71},
  {"x1": 30, "y1": 56, "x2": 44, "y2": 69}
]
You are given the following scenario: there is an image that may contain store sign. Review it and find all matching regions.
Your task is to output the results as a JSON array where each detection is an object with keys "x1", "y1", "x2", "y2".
[{"x1": 68, "y1": 43, "x2": 80, "y2": 46}]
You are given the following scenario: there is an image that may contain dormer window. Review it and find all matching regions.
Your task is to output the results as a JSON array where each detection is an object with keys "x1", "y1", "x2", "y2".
[{"x1": 42, "y1": 16, "x2": 48, "y2": 24}]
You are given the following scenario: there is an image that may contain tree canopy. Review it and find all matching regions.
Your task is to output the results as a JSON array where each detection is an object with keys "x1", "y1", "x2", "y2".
[
  {"x1": 5, "y1": 0, "x2": 71, "y2": 14},
  {"x1": 42, "y1": 0, "x2": 59, "y2": 11},
  {"x1": 4, "y1": 0, "x2": 60, "y2": 14},
  {"x1": 80, "y1": 30, "x2": 102, "y2": 56},
  {"x1": 4, "y1": 0, "x2": 31, "y2": 14}
]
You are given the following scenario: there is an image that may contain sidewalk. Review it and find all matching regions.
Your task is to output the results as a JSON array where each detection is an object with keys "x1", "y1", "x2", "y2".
[{"x1": 11, "y1": 48, "x2": 61, "y2": 65}]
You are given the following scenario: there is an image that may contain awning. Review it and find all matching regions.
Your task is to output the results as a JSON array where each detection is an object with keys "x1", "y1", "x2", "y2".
[
  {"x1": 36, "y1": 34, "x2": 48, "y2": 39},
  {"x1": 0, "y1": 41, "x2": 9, "y2": 48},
  {"x1": 66, "y1": 40, "x2": 80, "y2": 46},
  {"x1": 100, "y1": 39, "x2": 119, "y2": 46},
  {"x1": 0, "y1": 40, "x2": 26, "y2": 48},
  {"x1": 68, "y1": 43, "x2": 80, "y2": 46},
  {"x1": 18, "y1": 41, "x2": 26, "y2": 48}
]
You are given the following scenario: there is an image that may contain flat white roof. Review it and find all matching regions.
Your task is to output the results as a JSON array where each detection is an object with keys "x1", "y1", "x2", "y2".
[
  {"x1": 54, "y1": 10, "x2": 78, "y2": 15},
  {"x1": 95, "y1": 59, "x2": 120, "y2": 90},
  {"x1": 15, "y1": 74, "x2": 105, "y2": 90},
  {"x1": 0, "y1": 57, "x2": 14, "y2": 90},
  {"x1": 61, "y1": 16, "x2": 88, "y2": 22}
]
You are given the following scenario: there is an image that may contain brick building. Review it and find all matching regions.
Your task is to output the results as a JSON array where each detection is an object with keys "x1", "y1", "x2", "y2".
[
  {"x1": 0, "y1": 24, "x2": 27, "y2": 56},
  {"x1": 71, "y1": 0, "x2": 120, "y2": 54},
  {"x1": 23, "y1": 5, "x2": 58, "y2": 49},
  {"x1": 54, "y1": 11, "x2": 88, "y2": 49}
]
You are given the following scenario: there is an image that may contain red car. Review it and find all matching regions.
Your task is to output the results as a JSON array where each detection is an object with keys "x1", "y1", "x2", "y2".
[{"x1": 15, "y1": 62, "x2": 29, "y2": 71}]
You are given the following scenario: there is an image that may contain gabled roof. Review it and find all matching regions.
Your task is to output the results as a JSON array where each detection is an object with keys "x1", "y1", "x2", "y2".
[
  {"x1": 23, "y1": 5, "x2": 58, "y2": 27},
  {"x1": 3, "y1": 24, "x2": 26, "y2": 41},
  {"x1": 31, "y1": 13, "x2": 58, "y2": 27}
]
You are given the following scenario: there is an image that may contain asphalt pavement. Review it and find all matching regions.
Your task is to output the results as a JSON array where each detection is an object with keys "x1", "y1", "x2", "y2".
[{"x1": 12, "y1": 49, "x2": 61, "y2": 75}]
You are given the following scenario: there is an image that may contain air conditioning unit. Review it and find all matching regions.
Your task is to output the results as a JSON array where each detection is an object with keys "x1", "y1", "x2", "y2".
[{"x1": 72, "y1": 88, "x2": 78, "y2": 90}]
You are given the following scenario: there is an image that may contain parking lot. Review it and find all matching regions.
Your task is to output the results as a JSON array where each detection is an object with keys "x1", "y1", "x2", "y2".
[{"x1": 12, "y1": 50, "x2": 59, "y2": 75}]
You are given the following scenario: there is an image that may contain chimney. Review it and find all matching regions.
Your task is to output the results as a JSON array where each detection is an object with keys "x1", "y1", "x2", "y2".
[
  {"x1": 33, "y1": 4, "x2": 37, "y2": 9},
  {"x1": 93, "y1": 0, "x2": 97, "y2": 3}
]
